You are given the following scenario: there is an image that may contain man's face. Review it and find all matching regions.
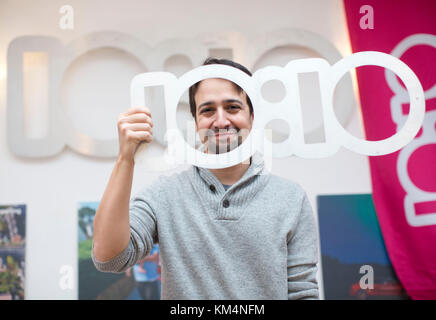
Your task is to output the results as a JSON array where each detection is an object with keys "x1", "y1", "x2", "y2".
[{"x1": 194, "y1": 78, "x2": 253, "y2": 154}]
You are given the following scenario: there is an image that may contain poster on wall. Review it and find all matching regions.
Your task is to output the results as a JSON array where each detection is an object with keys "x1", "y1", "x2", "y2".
[
  {"x1": 78, "y1": 202, "x2": 161, "y2": 300},
  {"x1": 317, "y1": 194, "x2": 409, "y2": 300},
  {"x1": 0, "y1": 204, "x2": 26, "y2": 300}
]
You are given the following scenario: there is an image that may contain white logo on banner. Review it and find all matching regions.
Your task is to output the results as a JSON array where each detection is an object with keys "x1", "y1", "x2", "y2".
[{"x1": 386, "y1": 33, "x2": 436, "y2": 227}]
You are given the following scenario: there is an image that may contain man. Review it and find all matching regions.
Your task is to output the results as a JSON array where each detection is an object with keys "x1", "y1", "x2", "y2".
[{"x1": 92, "y1": 58, "x2": 319, "y2": 299}]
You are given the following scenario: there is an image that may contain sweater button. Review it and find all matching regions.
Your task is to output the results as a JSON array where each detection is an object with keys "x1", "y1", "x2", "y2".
[
  {"x1": 209, "y1": 184, "x2": 216, "y2": 192},
  {"x1": 223, "y1": 199, "x2": 230, "y2": 208}
]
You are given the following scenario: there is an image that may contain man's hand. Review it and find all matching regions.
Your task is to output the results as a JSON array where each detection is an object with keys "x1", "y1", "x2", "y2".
[{"x1": 117, "y1": 106, "x2": 153, "y2": 163}]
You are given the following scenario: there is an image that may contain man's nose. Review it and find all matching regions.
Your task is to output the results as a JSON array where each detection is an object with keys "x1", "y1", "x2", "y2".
[{"x1": 213, "y1": 107, "x2": 231, "y2": 128}]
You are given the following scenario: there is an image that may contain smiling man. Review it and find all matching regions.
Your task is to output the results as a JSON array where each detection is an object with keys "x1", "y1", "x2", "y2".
[
  {"x1": 192, "y1": 73, "x2": 253, "y2": 155},
  {"x1": 190, "y1": 61, "x2": 255, "y2": 185},
  {"x1": 92, "y1": 58, "x2": 320, "y2": 300}
]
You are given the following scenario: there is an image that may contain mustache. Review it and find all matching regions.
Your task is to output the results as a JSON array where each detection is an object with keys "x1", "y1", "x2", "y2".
[
  {"x1": 206, "y1": 128, "x2": 239, "y2": 136},
  {"x1": 198, "y1": 127, "x2": 250, "y2": 154}
]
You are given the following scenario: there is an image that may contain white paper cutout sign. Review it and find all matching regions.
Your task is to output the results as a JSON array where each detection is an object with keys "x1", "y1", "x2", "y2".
[{"x1": 131, "y1": 51, "x2": 425, "y2": 169}]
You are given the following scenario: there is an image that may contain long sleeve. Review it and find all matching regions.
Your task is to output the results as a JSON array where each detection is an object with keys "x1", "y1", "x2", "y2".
[
  {"x1": 287, "y1": 191, "x2": 319, "y2": 300},
  {"x1": 92, "y1": 184, "x2": 159, "y2": 273}
]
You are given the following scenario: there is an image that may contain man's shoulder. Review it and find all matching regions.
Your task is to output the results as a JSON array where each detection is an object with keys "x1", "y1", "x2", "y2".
[
  {"x1": 137, "y1": 166, "x2": 193, "y2": 194},
  {"x1": 265, "y1": 173, "x2": 307, "y2": 197},
  {"x1": 155, "y1": 166, "x2": 192, "y2": 182}
]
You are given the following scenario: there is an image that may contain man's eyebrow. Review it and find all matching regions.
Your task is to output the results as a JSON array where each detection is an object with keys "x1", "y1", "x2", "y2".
[
  {"x1": 224, "y1": 99, "x2": 243, "y2": 105},
  {"x1": 198, "y1": 99, "x2": 244, "y2": 110},
  {"x1": 198, "y1": 101, "x2": 215, "y2": 109}
]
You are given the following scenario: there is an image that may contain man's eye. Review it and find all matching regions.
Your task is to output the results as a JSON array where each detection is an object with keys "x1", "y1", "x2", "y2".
[
  {"x1": 229, "y1": 105, "x2": 240, "y2": 110},
  {"x1": 200, "y1": 108, "x2": 212, "y2": 114}
]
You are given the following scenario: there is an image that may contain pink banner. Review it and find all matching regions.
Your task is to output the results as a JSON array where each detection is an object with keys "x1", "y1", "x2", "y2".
[{"x1": 343, "y1": 0, "x2": 436, "y2": 299}]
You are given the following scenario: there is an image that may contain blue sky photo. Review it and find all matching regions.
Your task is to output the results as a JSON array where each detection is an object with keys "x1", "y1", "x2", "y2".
[{"x1": 317, "y1": 194, "x2": 390, "y2": 265}]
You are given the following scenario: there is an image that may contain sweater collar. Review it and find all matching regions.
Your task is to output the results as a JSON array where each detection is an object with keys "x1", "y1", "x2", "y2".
[
  {"x1": 189, "y1": 152, "x2": 270, "y2": 221},
  {"x1": 194, "y1": 152, "x2": 266, "y2": 189}
]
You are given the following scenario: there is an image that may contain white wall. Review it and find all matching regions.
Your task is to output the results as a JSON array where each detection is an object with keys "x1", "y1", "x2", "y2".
[{"x1": 0, "y1": 0, "x2": 372, "y2": 299}]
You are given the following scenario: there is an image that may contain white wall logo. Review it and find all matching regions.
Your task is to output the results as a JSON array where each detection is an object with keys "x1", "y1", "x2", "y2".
[
  {"x1": 7, "y1": 29, "x2": 354, "y2": 159},
  {"x1": 386, "y1": 33, "x2": 436, "y2": 227}
]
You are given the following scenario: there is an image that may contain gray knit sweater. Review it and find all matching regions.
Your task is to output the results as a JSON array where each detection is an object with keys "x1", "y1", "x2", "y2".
[{"x1": 92, "y1": 153, "x2": 319, "y2": 300}]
